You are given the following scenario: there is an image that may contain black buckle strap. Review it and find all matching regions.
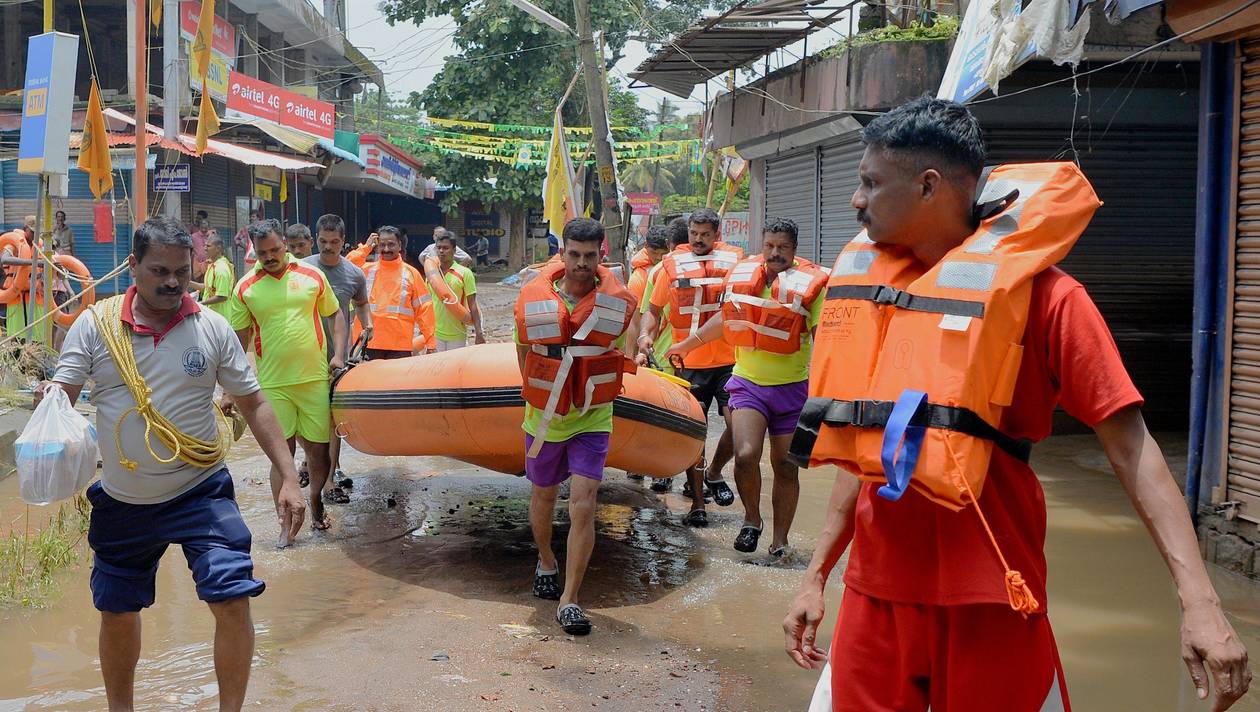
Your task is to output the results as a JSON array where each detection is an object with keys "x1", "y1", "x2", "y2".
[
  {"x1": 826, "y1": 284, "x2": 985, "y2": 319},
  {"x1": 789, "y1": 396, "x2": 1032, "y2": 467}
]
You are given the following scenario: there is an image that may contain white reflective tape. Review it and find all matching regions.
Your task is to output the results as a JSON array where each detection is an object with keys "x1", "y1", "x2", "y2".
[
  {"x1": 577, "y1": 372, "x2": 619, "y2": 415},
  {"x1": 524, "y1": 312, "x2": 559, "y2": 327},
  {"x1": 526, "y1": 323, "x2": 563, "y2": 341},
  {"x1": 939, "y1": 314, "x2": 973, "y2": 332},
  {"x1": 936, "y1": 261, "x2": 997, "y2": 291},
  {"x1": 964, "y1": 213, "x2": 1021, "y2": 255},
  {"x1": 850, "y1": 230, "x2": 874, "y2": 245},
  {"x1": 525, "y1": 300, "x2": 558, "y2": 315},
  {"x1": 594, "y1": 292, "x2": 628, "y2": 313},
  {"x1": 833, "y1": 250, "x2": 876, "y2": 277}
]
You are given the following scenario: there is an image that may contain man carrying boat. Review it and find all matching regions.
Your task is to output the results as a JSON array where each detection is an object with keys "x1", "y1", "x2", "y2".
[
  {"x1": 426, "y1": 231, "x2": 486, "y2": 351},
  {"x1": 228, "y1": 219, "x2": 345, "y2": 531},
  {"x1": 782, "y1": 97, "x2": 1250, "y2": 710},
  {"x1": 667, "y1": 217, "x2": 827, "y2": 556},
  {"x1": 514, "y1": 216, "x2": 637, "y2": 636},
  {"x1": 42, "y1": 216, "x2": 305, "y2": 712},
  {"x1": 637, "y1": 208, "x2": 741, "y2": 526}
]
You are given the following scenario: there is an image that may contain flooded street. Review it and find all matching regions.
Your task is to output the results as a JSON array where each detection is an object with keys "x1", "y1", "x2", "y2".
[{"x1": 2, "y1": 286, "x2": 1259, "y2": 710}]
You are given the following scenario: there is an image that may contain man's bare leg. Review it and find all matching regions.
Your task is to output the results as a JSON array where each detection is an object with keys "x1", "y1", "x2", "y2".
[
  {"x1": 768, "y1": 433, "x2": 801, "y2": 551},
  {"x1": 208, "y1": 597, "x2": 254, "y2": 712},
  {"x1": 560, "y1": 475, "x2": 600, "y2": 606},
  {"x1": 530, "y1": 483, "x2": 560, "y2": 572},
  {"x1": 300, "y1": 436, "x2": 332, "y2": 528},
  {"x1": 268, "y1": 437, "x2": 298, "y2": 503},
  {"x1": 730, "y1": 408, "x2": 769, "y2": 529},
  {"x1": 707, "y1": 413, "x2": 735, "y2": 484},
  {"x1": 99, "y1": 611, "x2": 141, "y2": 712}
]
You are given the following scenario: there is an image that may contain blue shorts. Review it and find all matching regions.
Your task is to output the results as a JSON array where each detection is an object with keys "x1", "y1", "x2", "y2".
[{"x1": 86, "y1": 469, "x2": 264, "y2": 613}]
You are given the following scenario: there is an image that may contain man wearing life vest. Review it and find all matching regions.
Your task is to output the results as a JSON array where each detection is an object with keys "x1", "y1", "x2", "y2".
[
  {"x1": 637, "y1": 208, "x2": 741, "y2": 526},
  {"x1": 513, "y1": 217, "x2": 637, "y2": 636},
  {"x1": 1, "y1": 215, "x2": 40, "y2": 340},
  {"x1": 782, "y1": 97, "x2": 1250, "y2": 710},
  {"x1": 348, "y1": 226, "x2": 431, "y2": 361},
  {"x1": 667, "y1": 217, "x2": 827, "y2": 556},
  {"x1": 427, "y1": 231, "x2": 486, "y2": 350}
]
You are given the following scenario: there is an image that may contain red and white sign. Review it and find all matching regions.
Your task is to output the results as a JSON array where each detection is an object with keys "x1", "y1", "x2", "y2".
[
  {"x1": 179, "y1": 1, "x2": 237, "y2": 64},
  {"x1": 227, "y1": 71, "x2": 335, "y2": 141},
  {"x1": 627, "y1": 192, "x2": 661, "y2": 216},
  {"x1": 361, "y1": 134, "x2": 424, "y2": 197}
]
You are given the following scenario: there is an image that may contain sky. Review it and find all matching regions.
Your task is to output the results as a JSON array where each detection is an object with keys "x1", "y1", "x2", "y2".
[{"x1": 339, "y1": 3, "x2": 860, "y2": 120}]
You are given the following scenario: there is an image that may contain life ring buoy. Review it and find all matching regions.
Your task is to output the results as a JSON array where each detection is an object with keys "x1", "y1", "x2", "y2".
[
  {"x1": 0, "y1": 231, "x2": 31, "y2": 304},
  {"x1": 50, "y1": 254, "x2": 94, "y2": 327},
  {"x1": 423, "y1": 256, "x2": 472, "y2": 325}
]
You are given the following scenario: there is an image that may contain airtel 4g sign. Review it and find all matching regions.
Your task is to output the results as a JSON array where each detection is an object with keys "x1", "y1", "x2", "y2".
[{"x1": 226, "y1": 71, "x2": 335, "y2": 141}]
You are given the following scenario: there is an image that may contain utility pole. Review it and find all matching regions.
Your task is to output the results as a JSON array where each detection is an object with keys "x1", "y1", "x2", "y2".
[
  {"x1": 162, "y1": 0, "x2": 180, "y2": 218},
  {"x1": 134, "y1": 0, "x2": 148, "y2": 223},
  {"x1": 571, "y1": 0, "x2": 621, "y2": 259},
  {"x1": 32, "y1": 0, "x2": 54, "y2": 344}
]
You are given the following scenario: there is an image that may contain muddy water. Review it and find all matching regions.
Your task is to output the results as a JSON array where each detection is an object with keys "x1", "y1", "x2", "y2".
[{"x1": 2, "y1": 425, "x2": 1260, "y2": 710}]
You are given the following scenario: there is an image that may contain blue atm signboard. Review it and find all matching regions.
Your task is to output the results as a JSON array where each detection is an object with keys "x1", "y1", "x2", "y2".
[{"x1": 18, "y1": 32, "x2": 79, "y2": 175}]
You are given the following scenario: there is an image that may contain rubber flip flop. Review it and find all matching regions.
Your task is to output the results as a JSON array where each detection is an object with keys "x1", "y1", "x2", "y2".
[
  {"x1": 684, "y1": 508, "x2": 708, "y2": 528},
  {"x1": 533, "y1": 565, "x2": 561, "y2": 601},
  {"x1": 734, "y1": 525, "x2": 761, "y2": 553},
  {"x1": 705, "y1": 478, "x2": 735, "y2": 507},
  {"x1": 556, "y1": 603, "x2": 592, "y2": 636},
  {"x1": 768, "y1": 545, "x2": 787, "y2": 559},
  {"x1": 649, "y1": 477, "x2": 673, "y2": 493},
  {"x1": 323, "y1": 487, "x2": 350, "y2": 505}
]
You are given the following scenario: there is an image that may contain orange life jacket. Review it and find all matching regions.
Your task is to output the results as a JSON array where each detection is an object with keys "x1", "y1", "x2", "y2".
[
  {"x1": 514, "y1": 261, "x2": 637, "y2": 454},
  {"x1": 791, "y1": 162, "x2": 1102, "y2": 614},
  {"x1": 721, "y1": 256, "x2": 829, "y2": 354},
  {"x1": 359, "y1": 257, "x2": 429, "y2": 351},
  {"x1": 660, "y1": 242, "x2": 743, "y2": 341}
]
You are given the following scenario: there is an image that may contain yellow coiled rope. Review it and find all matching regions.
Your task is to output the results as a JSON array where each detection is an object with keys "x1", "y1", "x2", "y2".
[{"x1": 90, "y1": 295, "x2": 232, "y2": 472}]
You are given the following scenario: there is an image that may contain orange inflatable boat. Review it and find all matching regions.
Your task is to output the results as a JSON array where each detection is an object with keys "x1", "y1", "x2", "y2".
[{"x1": 331, "y1": 342, "x2": 705, "y2": 477}]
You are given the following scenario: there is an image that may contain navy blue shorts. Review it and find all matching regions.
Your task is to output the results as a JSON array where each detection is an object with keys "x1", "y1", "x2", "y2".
[{"x1": 86, "y1": 469, "x2": 265, "y2": 613}]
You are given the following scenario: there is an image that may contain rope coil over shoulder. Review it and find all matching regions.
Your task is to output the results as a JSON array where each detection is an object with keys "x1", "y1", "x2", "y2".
[{"x1": 90, "y1": 295, "x2": 232, "y2": 472}]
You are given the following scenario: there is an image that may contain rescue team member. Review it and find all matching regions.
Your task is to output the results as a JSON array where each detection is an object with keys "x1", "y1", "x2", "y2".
[
  {"x1": 428, "y1": 231, "x2": 486, "y2": 351},
  {"x1": 354, "y1": 226, "x2": 431, "y2": 360},
  {"x1": 42, "y1": 217, "x2": 305, "y2": 712},
  {"x1": 514, "y1": 217, "x2": 637, "y2": 636},
  {"x1": 285, "y1": 223, "x2": 314, "y2": 259},
  {"x1": 637, "y1": 208, "x2": 741, "y2": 526},
  {"x1": 623, "y1": 223, "x2": 672, "y2": 484},
  {"x1": 198, "y1": 233, "x2": 235, "y2": 318},
  {"x1": 303, "y1": 213, "x2": 373, "y2": 504},
  {"x1": 667, "y1": 217, "x2": 826, "y2": 556},
  {"x1": 228, "y1": 219, "x2": 346, "y2": 531},
  {"x1": 782, "y1": 97, "x2": 1251, "y2": 711}
]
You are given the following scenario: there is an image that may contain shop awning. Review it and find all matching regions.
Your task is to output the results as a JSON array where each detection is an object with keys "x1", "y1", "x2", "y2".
[
  {"x1": 103, "y1": 108, "x2": 324, "y2": 171},
  {"x1": 629, "y1": 0, "x2": 856, "y2": 99}
]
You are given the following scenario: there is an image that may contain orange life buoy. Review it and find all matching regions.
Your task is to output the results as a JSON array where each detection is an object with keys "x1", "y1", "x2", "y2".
[
  {"x1": 0, "y1": 231, "x2": 32, "y2": 304},
  {"x1": 49, "y1": 254, "x2": 95, "y2": 327},
  {"x1": 423, "y1": 256, "x2": 473, "y2": 325}
]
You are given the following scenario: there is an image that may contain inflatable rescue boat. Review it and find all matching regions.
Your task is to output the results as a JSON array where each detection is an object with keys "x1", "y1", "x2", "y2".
[{"x1": 331, "y1": 343, "x2": 706, "y2": 478}]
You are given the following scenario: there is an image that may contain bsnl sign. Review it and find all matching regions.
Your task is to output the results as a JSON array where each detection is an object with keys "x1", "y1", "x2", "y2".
[{"x1": 18, "y1": 32, "x2": 79, "y2": 175}]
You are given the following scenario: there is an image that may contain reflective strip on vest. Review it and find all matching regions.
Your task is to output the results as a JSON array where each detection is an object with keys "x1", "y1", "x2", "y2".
[
  {"x1": 728, "y1": 261, "x2": 760, "y2": 283},
  {"x1": 834, "y1": 250, "x2": 876, "y2": 277},
  {"x1": 523, "y1": 300, "x2": 563, "y2": 341},
  {"x1": 851, "y1": 230, "x2": 874, "y2": 245},
  {"x1": 724, "y1": 291, "x2": 810, "y2": 317},
  {"x1": 726, "y1": 318, "x2": 793, "y2": 341},
  {"x1": 935, "y1": 261, "x2": 997, "y2": 291},
  {"x1": 576, "y1": 371, "x2": 618, "y2": 415},
  {"x1": 965, "y1": 178, "x2": 1042, "y2": 254}
]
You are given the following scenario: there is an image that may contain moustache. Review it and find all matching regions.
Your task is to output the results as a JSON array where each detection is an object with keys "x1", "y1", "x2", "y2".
[
  {"x1": 856, "y1": 210, "x2": 870, "y2": 226},
  {"x1": 156, "y1": 288, "x2": 182, "y2": 296},
  {"x1": 768, "y1": 257, "x2": 787, "y2": 264}
]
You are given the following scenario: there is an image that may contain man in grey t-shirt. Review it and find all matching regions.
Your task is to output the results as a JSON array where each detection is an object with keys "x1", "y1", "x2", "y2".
[
  {"x1": 304, "y1": 214, "x2": 372, "y2": 502},
  {"x1": 43, "y1": 216, "x2": 305, "y2": 712}
]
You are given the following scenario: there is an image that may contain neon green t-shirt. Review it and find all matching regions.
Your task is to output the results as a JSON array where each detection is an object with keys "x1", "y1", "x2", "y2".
[
  {"x1": 427, "y1": 262, "x2": 477, "y2": 341},
  {"x1": 516, "y1": 282, "x2": 615, "y2": 442},
  {"x1": 228, "y1": 253, "x2": 340, "y2": 388},
  {"x1": 731, "y1": 281, "x2": 826, "y2": 386},
  {"x1": 200, "y1": 256, "x2": 235, "y2": 319},
  {"x1": 640, "y1": 262, "x2": 674, "y2": 373}
]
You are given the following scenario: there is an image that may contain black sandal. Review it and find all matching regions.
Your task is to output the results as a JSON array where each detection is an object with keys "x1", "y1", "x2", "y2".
[
  {"x1": 556, "y1": 603, "x2": 592, "y2": 636},
  {"x1": 533, "y1": 565, "x2": 561, "y2": 600},
  {"x1": 298, "y1": 462, "x2": 310, "y2": 489},
  {"x1": 705, "y1": 478, "x2": 735, "y2": 507},
  {"x1": 323, "y1": 487, "x2": 350, "y2": 505},
  {"x1": 650, "y1": 477, "x2": 673, "y2": 493},
  {"x1": 683, "y1": 508, "x2": 708, "y2": 527},
  {"x1": 734, "y1": 525, "x2": 761, "y2": 553}
]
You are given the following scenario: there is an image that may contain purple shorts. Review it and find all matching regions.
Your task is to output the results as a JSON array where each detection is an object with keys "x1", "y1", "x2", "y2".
[
  {"x1": 524, "y1": 432, "x2": 610, "y2": 488},
  {"x1": 725, "y1": 375, "x2": 809, "y2": 436}
]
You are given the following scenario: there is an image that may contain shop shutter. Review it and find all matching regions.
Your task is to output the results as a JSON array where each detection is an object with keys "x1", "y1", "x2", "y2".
[
  {"x1": 984, "y1": 125, "x2": 1197, "y2": 433},
  {"x1": 189, "y1": 155, "x2": 232, "y2": 233},
  {"x1": 1227, "y1": 40, "x2": 1260, "y2": 521},
  {"x1": 765, "y1": 149, "x2": 818, "y2": 257},
  {"x1": 817, "y1": 136, "x2": 865, "y2": 267}
]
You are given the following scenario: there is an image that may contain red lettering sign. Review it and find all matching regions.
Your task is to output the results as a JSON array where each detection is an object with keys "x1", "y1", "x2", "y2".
[
  {"x1": 227, "y1": 71, "x2": 281, "y2": 123},
  {"x1": 278, "y1": 90, "x2": 335, "y2": 141},
  {"x1": 179, "y1": 1, "x2": 237, "y2": 62}
]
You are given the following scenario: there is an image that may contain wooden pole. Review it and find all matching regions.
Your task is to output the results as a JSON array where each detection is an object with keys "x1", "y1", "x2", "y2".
[{"x1": 134, "y1": 0, "x2": 148, "y2": 222}]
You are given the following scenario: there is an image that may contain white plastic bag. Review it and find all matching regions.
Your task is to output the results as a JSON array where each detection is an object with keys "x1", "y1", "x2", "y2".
[{"x1": 16, "y1": 385, "x2": 99, "y2": 505}]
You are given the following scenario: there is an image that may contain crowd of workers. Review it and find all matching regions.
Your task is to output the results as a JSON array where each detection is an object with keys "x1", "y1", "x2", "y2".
[{"x1": 16, "y1": 96, "x2": 1256, "y2": 711}]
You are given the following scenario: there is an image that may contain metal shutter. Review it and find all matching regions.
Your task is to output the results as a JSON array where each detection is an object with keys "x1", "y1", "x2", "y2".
[
  {"x1": 984, "y1": 125, "x2": 1197, "y2": 432},
  {"x1": 189, "y1": 155, "x2": 232, "y2": 233},
  {"x1": 818, "y1": 136, "x2": 865, "y2": 267},
  {"x1": 1228, "y1": 40, "x2": 1260, "y2": 521},
  {"x1": 765, "y1": 149, "x2": 818, "y2": 257}
]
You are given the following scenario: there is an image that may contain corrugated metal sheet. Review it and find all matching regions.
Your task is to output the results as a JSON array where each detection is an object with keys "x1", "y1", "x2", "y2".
[
  {"x1": 189, "y1": 155, "x2": 233, "y2": 233},
  {"x1": 818, "y1": 137, "x2": 865, "y2": 266},
  {"x1": 1228, "y1": 40, "x2": 1260, "y2": 521},
  {"x1": 985, "y1": 125, "x2": 1197, "y2": 431},
  {"x1": 765, "y1": 149, "x2": 818, "y2": 256}
]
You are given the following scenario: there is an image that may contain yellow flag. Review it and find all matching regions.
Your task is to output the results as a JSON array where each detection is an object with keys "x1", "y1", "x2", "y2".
[
  {"x1": 195, "y1": 89, "x2": 219, "y2": 155},
  {"x1": 542, "y1": 109, "x2": 578, "y2": 238},
  {"x1": 77, "y1": 78, "x2": 114, "y2": 200},
  {"x1": 150, "y1": 0, "x2": 162, "y2": 29},
  {"x1": 280, "y1": 171, "x2": 288, "y2": 203}
]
